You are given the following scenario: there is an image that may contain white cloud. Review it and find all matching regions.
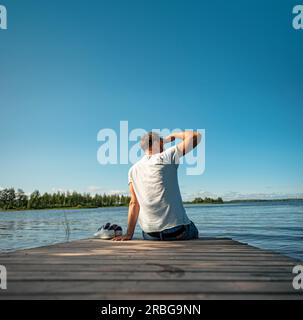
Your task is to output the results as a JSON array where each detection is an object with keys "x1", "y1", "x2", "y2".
[
  {"x1": 107, "y1": 189, "x2": 128, "y2": 195},
  {"x1": 51, "y1": 187, "x2": 75, "y2": 194},
  {"x1": 184, "y1": 190, "x2": 303, "y2": 201},
  {"x1": 86, "y1": 186, "x2": 128, "y2": 195},
  {"x1": 87, "y1": 186, "x2": 104, "y2": 194},
  {"x1": 223, "y1": 192, "x2": 303, "y2": 201}
]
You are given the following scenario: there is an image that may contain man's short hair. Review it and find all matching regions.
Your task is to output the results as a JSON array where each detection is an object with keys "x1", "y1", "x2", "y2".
[{"x1": 140, "y1": 132, "x2": 163, "y2": 151}]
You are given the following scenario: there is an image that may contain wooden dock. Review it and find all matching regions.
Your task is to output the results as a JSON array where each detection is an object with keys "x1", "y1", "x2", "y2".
[{"x1": 0, "y1": 238, "x2": 302, "y2": 299}]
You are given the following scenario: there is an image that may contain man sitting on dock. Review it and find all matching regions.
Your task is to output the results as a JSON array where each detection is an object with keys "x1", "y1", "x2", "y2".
[{"x1": 113, "y1": 130, "x2": 201, "y2": 241}]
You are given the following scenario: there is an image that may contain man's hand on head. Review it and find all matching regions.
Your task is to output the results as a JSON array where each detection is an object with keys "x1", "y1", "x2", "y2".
[{"x1": 112, "y1": 234, "x2": 133, "y2": 241}]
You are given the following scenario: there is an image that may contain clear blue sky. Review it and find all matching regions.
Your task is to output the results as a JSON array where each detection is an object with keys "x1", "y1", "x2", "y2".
[{"x1": 0, "y1": 0, "x2": 302, "y2": 200}]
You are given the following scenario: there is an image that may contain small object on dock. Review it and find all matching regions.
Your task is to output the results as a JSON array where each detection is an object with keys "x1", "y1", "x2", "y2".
[
  {"x1": 0, "y1": 238, "x2": 302, "y2": 300},
  {"x1": 94, "y1": 223, "x2": 123, "y2": 239}
]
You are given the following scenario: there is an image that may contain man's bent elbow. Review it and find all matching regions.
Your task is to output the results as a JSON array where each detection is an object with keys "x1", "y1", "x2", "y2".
[{"x1": 129, "y1": 200, "x2": 139, "y2": 208}]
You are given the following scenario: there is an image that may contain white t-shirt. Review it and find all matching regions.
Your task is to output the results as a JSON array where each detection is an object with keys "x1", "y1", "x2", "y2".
[{"x1": 128, "y1": 146, "x2": 191, "y2": 233}]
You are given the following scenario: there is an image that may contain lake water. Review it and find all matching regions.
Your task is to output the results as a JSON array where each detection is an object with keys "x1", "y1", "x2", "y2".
[{"x1": 0, "y1": 200, "x2": 302, "y2": 260}]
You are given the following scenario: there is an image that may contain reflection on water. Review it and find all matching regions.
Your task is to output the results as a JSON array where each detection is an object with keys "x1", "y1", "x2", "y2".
[{"x1": 0, "y1": 201, "x2": 302, "y2": 260}]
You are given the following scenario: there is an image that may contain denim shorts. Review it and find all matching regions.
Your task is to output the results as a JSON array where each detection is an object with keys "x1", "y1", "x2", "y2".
[{"x1": 142, "y1": 221, "x2": 199, "y2": 241}]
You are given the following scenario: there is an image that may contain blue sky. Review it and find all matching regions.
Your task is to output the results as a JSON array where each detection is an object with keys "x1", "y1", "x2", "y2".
[{"x1": 0, "y1": 0, "x2": 302, "y2": 200}]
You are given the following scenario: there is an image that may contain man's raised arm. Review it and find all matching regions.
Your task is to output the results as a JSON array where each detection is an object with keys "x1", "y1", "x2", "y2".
[
  {"x1": 112, "y1": 182, "x2": 139, "y2": 241},
  {"x1": 164, "y1": 130, "x2": 201, "y2": 156}
]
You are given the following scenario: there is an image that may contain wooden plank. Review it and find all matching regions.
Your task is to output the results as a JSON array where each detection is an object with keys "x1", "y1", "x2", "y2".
[
  {"x1": 5, "y1": 271, "x2": 295, "y2": 281},
  {"x1": 1, "y1": 292, "x2": 302, "y2": 300},
  {"x1": 100, "y1": 292, "x2": 303, "y2": 300},
  {"x1": 0, "y1": 253, "x2": 296, "y2": 261},
  {"x1": 7, "y1": 240, "x2": 248, "y2": 251},
  {"x1": 0, "y1": 259, "x2": 296, "y2": 266},
  {"x1": 3, "y1": 264, "x2": 295, "y2": 273},
  {"x1": 1, "y1": 245, "x2": 290, "y2": 252},
  {"x1": 0, "y1": 280, "x2": 298, "y2": 294},
  {"x1": 5, "y1": 250, "x2": 294, "y2": 258}
]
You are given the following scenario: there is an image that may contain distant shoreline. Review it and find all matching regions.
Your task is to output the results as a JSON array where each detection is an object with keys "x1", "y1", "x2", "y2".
[
  {"x1": 184, "y1": 198, "x2": 303, "y2": 204},
  {"x1": 217, "y1": 198, "x2": 303, "y2": 203},
  {"x1": 0, "y1": 205, "x2": 128, "y2": 213},
  {"x1": 1, "y1": 198, "x2": 302, "y2": 213}
]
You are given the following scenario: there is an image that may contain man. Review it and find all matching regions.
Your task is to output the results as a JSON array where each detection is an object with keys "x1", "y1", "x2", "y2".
[{"x1": 113, "y1": 130, "x2": 201, "y2": 241}]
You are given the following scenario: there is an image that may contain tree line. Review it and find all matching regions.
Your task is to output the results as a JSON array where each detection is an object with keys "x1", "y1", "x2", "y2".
[
  {"x1": 0, "y1": 188, "x2": 131, "y2": 211},
  {"x1": 191, "y1": 197, "x2": 224, "y2": 204}
]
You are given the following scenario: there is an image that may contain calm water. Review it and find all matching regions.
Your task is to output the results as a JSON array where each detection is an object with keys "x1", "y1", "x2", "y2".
[{"x1": 0, "y1": 200, "x2": 302, "y2": 260}]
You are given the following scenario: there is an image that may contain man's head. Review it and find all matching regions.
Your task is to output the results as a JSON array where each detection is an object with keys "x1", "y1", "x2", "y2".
[{"x1": 140, "y1": 132, "x2": 164, "y2": 154}]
